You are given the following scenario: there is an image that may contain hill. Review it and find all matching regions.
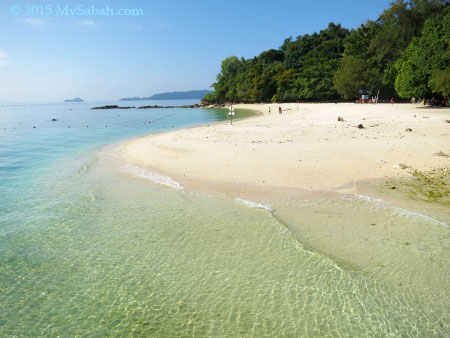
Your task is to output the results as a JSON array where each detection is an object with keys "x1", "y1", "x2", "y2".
[
  {"x1": 203, "y1": 1, "x2": 449, "y2": 103},
  {"x1": 120, "y1": 90, "x2": 212, "y2": 101}
]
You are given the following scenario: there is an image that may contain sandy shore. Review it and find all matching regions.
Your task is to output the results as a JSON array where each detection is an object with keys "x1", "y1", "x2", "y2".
[{"x1": 121, "y1": 103, "x2": 450, "y2": 196}]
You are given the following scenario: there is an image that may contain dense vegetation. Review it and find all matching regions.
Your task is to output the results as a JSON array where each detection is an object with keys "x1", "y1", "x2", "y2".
[{"x1": 204, "y1": 0, "x2": 450, "y2": 103}]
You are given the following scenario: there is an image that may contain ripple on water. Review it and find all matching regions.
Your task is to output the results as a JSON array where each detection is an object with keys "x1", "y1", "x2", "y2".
[{"x1": 0, "y1": 149, "x2": 449, "y2": 336}]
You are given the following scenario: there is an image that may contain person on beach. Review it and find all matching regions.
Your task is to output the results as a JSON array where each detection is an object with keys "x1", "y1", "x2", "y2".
[
  {"x1": 269, "y1": 106, "x2": 271, "y2": 114},
  {"x1": 279, "y1": 106, "x2": 282, "y2": 114}
]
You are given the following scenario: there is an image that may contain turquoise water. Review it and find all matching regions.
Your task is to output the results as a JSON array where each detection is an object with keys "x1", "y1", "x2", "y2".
[
  {"x1": 0, "y1": 102, "x2": 449, "y2": 336},
  {"x1": 0, "y1": 100, "x2": 228, "y2": 232}
]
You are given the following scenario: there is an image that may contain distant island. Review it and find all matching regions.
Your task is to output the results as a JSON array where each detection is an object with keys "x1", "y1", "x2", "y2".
[
  {"x1": 65, "y1": 97, "x2": 84, "y2": 103},
  {"x1": 120, "y1": 90, "x2": 212, "y2": 101}
]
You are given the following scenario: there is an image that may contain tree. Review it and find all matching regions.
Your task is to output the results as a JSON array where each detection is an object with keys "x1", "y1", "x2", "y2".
[
  {"x1": 203, "y1": 1, "x2": 450, "y2": 103},
  {"x1": 395, "y1": 8, "x2": 449, "y2": 97},
  {"x1": 333, "y1": 56, "x2": 379, "y2": 99},
  {"x1": 430, "y1": 67, "x2": 450, "y2": 96}
]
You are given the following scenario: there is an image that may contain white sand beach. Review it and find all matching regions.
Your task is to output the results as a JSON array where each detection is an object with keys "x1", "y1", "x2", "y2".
[{"x1": 122, "y1": 103, "x2": 450, "y2": 196}]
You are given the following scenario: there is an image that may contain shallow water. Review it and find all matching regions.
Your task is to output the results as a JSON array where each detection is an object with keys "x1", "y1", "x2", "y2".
[{"x1": 0, "y1": 102, "x2": 449, "y2": 336}]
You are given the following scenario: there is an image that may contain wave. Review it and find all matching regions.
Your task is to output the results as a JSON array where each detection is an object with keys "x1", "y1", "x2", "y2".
[
  {"x1": 121, "y1": 162, "x2": 183, "y2": 190},
  {"x1": 391, "y1": 208, "x2": 449, "y2": 229},
  {"x1": 236, "y1": 198, "x2": 272, "y2": 211},
  {"x1": 349, "y1": 194, "x2": 449, "y2": 229}
]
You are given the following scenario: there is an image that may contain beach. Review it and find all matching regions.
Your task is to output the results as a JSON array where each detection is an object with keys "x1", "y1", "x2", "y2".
[
  {"x1": 1, "y1": 102, "x2": 450, "y2": 336},
  {"x1": 122, "y1": 103, "x2": 450, "y2": 196},
  {"x1": 119, "y1": 102, "x2": 450, "y2": 313}
]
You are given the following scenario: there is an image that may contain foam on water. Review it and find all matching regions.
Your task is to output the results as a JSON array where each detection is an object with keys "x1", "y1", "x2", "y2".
[
  {"x1": 351, "y1": 193, "x2": 450, "y2": 228},
  {"x1": 236, "y1": 198, "x2": 272, "y2": 211},
  {"x1": 121, "y1": 161, "x2": 184, "y2": 190},
  {"x1": 390, "y1": 207, "x2": 450, "y2": 228}
]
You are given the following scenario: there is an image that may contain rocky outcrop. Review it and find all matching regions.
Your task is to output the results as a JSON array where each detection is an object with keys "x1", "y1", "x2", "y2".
[{"x1": 91, "y1": 105, "x2": 135, "y2": 110}]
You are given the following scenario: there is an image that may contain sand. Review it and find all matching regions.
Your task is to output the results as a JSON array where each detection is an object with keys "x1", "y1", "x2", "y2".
[
  {"x1": 118, "y1": 103, "x2": 450, "y2": 297},
  {"x1": 121, "y1": 103, "x2": 450, "y2": 196}
]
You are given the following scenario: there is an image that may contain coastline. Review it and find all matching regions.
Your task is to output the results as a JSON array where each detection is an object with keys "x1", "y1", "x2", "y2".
[
  {"x1": 114, "y1": 103, "x2": 450, "y2": 298},
  {"x1": 120, "y1": 102, "x2": 450, "y2": 198}
]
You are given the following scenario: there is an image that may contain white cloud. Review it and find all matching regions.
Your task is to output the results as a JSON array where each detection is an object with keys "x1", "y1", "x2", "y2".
[
  {"x1": 23, "y1": 18, "x2": 47, "y2": 26},
  {"x1": 0, "y1": 51, "x2": 11, "y2": 67},
  {"x1": 77, "y1": 20, "x2": 96, "y2": 26}
]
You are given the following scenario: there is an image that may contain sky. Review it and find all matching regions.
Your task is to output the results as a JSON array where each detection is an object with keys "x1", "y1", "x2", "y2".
[{"x1": 0, "y1": 0, "x2": 393, "y2": 103}]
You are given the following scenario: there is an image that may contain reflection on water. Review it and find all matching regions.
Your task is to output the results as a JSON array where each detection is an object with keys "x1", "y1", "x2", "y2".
[{"x1": 0, "y1": 149, "x2": 449, "y2": 337}]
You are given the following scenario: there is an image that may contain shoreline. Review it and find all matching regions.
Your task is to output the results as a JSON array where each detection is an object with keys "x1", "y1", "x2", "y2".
[
  {"x1": 110, "y1": 103, "x2": 450, "y2": 294},
  {"x1": 120, "y1": 102, "x2": 450, "y2": 199}
]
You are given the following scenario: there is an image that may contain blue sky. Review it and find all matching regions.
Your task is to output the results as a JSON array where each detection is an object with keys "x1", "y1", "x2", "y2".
[{"x1": 0, "y1": 0, "x2": 393, "y2": 103}]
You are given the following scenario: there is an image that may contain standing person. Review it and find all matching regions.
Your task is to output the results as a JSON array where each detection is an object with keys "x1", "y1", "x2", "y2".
[
  {"x1": 269, "y1": 106, "x2": 271, "y2": 115},
  {"x1": 278, "y1": 106, "x2": 282, "y2": 114},
  {"x1": 390, "y1": 98, "x2": 395, "y2": 104}
]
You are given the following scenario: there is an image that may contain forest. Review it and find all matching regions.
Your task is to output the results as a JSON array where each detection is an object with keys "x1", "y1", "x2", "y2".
[{"x1": 203, "y1": 0, "x2": 450, "y2": 103}]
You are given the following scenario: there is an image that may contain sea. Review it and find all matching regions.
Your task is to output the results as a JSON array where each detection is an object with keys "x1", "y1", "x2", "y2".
[{"x1": 0, "y1": 100, "x2": 449, "y2": 337}]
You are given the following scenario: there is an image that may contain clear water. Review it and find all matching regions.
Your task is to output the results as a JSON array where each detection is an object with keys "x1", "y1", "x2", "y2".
[{"x1": 0, "y1": 102, "x2": 449, "y2": 337}]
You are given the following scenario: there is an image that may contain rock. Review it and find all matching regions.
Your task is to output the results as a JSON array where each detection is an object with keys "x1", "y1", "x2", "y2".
[
  {"x1": 357, "y1": 124, "x2": 364, "y2": 129},
  {"x1": 433, "y1": 151, "x2": 449, "y2": 158},
  {"x1": 405, "y1": 128, "x2": 412, "y2": 132},
  {"x1": 138, "y1": 104, "x2": 201, "y2": 109},
  {"x1": 445, "y1": 120, "x2": 450, "y2": 123},
  {"x1": 91, "y1": 105, "x2": 135, "y2": 110}
]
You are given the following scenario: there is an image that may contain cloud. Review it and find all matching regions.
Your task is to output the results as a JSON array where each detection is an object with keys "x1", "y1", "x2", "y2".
[
  {"x1": 77, "y1": 20, "x2": 96, "y2": 26},
  {"x1": 23, "y1": 18, "x2": 47, "y2": 26},
  {"x1": 0, "y1": 51, "x2": 11, "y2": 67}
]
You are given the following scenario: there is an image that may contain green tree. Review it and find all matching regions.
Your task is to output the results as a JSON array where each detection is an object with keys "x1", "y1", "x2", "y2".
[
  {"x1": 333, "y1": 56, "x2": 380, "y2": 99},
  {"x1": 430, "y1": 67, "x2": 450, "y2": 96},
  {"x1": 395, "y1": 8, "x2": 449, "y2": 97},
  {"x1": 203, "y1": 1, "x2": 450, "y2": 103}
]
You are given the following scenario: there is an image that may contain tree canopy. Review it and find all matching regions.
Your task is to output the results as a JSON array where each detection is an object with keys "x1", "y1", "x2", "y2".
[{"x1": 204, "y1": 0, "x2": 450, "y2": 103}]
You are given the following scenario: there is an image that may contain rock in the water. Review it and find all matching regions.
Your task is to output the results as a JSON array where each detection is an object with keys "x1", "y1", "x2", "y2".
[
  {"x1": 405, "y1": 128, "x2": 412, "y2": 132},
  {"x1": 357, "y1": 124, "x2": 364, "y2": 129},
  {"x1": 91, "y1": 105, "x2": 135, "y2": 110},
  {"x1": 51, "y1": 118, "x2": 57, "y2": 121}
]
